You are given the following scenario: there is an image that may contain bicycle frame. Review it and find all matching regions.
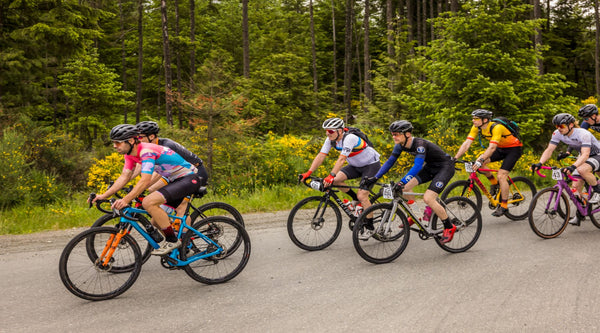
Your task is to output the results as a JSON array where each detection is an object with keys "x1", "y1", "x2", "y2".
[{"x1": 462, "y1": 162, "x2": 525, "y2": 205}]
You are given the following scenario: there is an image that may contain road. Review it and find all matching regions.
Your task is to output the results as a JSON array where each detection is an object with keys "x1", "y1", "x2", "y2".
[{"x1": 2, "y1": 209, "x2": 600, "y2": 332}]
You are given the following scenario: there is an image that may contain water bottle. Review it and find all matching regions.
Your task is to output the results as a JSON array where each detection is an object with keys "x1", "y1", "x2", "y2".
[
  {"x1": 147, "y1": 225, "x2": 164, "y2": 243},
  {"x1": 353, "y1": 203, "x2": 363, "y2": 217},
  {"x1": 160, "y1": 204, "x2": 176, "y2": 215},
  {"x1": 342, "y1": 199, "x2": 355, "y2": 212},
  {"x1": 423, "y1": 206, "x2": 433, "y2": 221},
  {"x1": 406, "y1": 200, "x2": 422, "y2": 225}
]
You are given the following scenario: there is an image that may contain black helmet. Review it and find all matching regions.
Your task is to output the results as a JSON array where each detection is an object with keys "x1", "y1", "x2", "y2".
[
  {"x1": 578, "y1": 104, "x2": 598, "y2": 118},
  {"x1": 322, "y1": 117, "x2": 345, "y2": 129},
  {"x1": 136, "y1": 121, "x2": 160, "y2": 135},
  {"x1": 471, "y1": 109, "x2": 493, "y2": 119},
  {"x1": 552, "y1": 113, "x2": 576, "y2": 126},
  {"x1": 389, "y1": 120, "x2": 413, "y2": 133},
  {"x1": 110, "y1": 124, "x2": 138, "y2": 141}
]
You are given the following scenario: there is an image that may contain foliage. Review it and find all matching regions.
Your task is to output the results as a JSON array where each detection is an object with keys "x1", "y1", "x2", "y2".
[{"x1": 87, "y1": 152, "x2": 127, "y2": 193}]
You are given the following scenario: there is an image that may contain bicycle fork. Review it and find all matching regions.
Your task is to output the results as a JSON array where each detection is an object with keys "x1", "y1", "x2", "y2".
[{"x1": 99, "y1": 229, "x2": 128, "y2": 267}]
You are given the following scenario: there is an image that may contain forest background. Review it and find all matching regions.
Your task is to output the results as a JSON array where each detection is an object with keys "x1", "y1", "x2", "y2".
[{"x1": 0, "y1": 0, "x2": 599, "y2": 233}]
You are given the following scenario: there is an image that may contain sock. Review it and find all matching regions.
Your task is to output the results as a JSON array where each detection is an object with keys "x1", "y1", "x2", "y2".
[
  {"x1": 162, "y1": 226, "x2": 178, "y2": 242},
  {"x1": 442, "y1": 218, "x2": 453, "y2": 229},
  {"x1": 364, "y1": 217, "x2": 374, "y2": 229},
  {"x1": 501, "y1": 199, "x2": 508, "y2": 209},
  {"x1": 487, "y1": 175, "x2": 498, "y2": 185},
  {"x1": 347, "y1": 189, "x2": 359, "y2": 201}
]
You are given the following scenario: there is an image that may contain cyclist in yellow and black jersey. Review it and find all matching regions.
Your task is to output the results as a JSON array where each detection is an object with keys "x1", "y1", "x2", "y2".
[{"x1": 454, "y1": 109, "x2": 523, "y2": 217}]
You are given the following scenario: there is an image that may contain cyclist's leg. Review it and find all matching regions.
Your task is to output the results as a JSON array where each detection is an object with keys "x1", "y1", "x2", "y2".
[
  {"x1": 355, "y1": 161, "x2": 381, "y2": 212},
  {"x1": 579, "y1": 156, "x2": 600, "y2": 203},
  {"x1": 492, "y1": 147, "x2": 521, "y2": 215},
  {"x1": 422, "y1": 163, "x2": 455, "y2": 222}
]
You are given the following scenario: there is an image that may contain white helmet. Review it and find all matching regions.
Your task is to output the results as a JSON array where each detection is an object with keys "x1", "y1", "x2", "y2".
[{"x1": 322, "y1": 117, "x2": 345, "y2": 129}]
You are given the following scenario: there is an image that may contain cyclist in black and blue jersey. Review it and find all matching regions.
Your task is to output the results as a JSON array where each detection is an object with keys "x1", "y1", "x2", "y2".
[
  {"x1": 578, "y1": 104, "x2": 600, "y2": 132},
  {"x1": 362, "y1": 120, "x2": 456, "y2": 243}
]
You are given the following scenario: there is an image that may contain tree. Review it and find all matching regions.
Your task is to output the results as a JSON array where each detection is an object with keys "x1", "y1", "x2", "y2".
[{"x1": 160, "y1": 0, "x2": 174, "y2": 125}]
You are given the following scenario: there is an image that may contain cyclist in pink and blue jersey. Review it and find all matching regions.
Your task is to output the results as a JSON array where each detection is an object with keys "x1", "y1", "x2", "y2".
[{"x1": 91, "y1": 124, "x2": 203, "y2": 255}]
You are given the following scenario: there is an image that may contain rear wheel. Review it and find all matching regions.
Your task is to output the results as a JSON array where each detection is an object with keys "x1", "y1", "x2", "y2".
[
  {"x1": 189, "y1": 202, "x2": 245, "y2": 254},
  {"x1": 528, "y1": 187, "x2": 570, "y2": 239},
  {"x1": 504, "y1": 177, "x2": 537, "y2": 221},
  {"x1": 287, "y1": 196, "x2": 342, "y2": 251}
]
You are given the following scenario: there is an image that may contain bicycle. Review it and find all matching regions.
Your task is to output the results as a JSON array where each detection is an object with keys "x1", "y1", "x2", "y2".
[
  {"x1": 351, "y1": 182, "x2": 482, "y2": 264},
  {"x1": 287, "y1": 176, "x2": 383, "y2": 251},
  {"x1": 529, "y1": 165, "x2": 600, "y2": 239},
  {"x1": 440, "y1": 160, "x2": 536, "y2": 220},
  {"x1": 91, "y1": 184, "x2": 245, "y2": 265},
  {"x1": 59, "y1": 190, "x2": 251, "y2": 301}
]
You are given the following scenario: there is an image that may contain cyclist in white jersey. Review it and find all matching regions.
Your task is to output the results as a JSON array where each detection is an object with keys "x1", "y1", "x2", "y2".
[
  {"x1": 532, "y1": 113, "x2": 600, "y2": 225},
  {"x1": 300, "y1": 118, "x2": 381, "y2": 226}
]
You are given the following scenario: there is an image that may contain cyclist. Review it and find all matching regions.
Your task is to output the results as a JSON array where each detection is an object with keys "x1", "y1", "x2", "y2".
[
  {"x1": 299, "y1": 117, "x2": 381, "y2": 233},
  {"x1": 559, "y1": 104, "x2": 600, "y2": 160},
  {"x1": 531, "y1": 113, "x2": 600, "y2": 226},
  {"x1": 91, "y1": 124, "x2": 202, "y2": 255},
  {"x1": 454, "y1": 109, "x2": 523, "y2": 217},
  {"x1": 136, "y1": 121, "x2": 209, "y2": 215},
  {"x1": 363, "y1": 120, "x2": 456, "y2": 242}
]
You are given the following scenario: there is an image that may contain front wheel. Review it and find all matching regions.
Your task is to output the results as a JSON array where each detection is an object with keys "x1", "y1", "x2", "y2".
[
  {"x1": 504, "y1": 177, "x2": 537, "y2": 221},
  {"x1": 351, "y1": 202, "x2": 410, "y2": 264},
  {"x1": 440, "y1": 180, "x2": 483, "y2": 211},
  {"x1": 59, "y1": 227, "x2": 142, "y2": 301},
  {"x1": 181, "y1": 216, "x2": 251, "y2": 284},
  {"x1": 432, "y1": 197, "x2": 482, "y2": 253},
  {"x1": 287, "y1": 196, "x2": 342, "y2": 251},
  {"x1": 528, "y1": 187, "x2": 570, "y2": 239}
]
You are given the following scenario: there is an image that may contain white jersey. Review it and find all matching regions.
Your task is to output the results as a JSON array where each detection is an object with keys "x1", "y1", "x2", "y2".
[
  {"x1": 320, "y1": 133, "x2": 380, "y2": 167},
  {"x1": 549, "y1": 127, "x2": 600, "y2": 156}
]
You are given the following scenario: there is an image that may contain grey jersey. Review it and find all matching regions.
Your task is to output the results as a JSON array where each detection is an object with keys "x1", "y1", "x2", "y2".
[
  {"x1": 320, "y1": 134, "x2": 380, "y2": 167},
  {"x1": 549, "y1": 128, "x2": 600, "y2": 156}
]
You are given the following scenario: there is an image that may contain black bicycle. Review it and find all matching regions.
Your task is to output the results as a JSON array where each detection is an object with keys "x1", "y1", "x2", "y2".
[{"x1": 287, "y1": 176, "x2": 383, "y2": 251}]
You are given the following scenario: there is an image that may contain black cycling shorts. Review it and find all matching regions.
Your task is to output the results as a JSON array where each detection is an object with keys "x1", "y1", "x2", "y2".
[
  {"x1": 489, "y1": 146, "x2": 523, "y2": 172},
  {"x1": 158, "y1": 173, "x2": 203, "y2": 208},
  {"x1": 340, "y1": 162, "x2": 381, "y2": 190},
  {"x1": 415, "y1": 162, "x2": 456, "y2": 194}
]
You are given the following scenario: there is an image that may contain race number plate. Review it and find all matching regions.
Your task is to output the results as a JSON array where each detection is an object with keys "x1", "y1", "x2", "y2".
[
  {"x1": 382, "y1": 185, "x2": 394, "y2": 200},
  {"x1": 464, "y1": 162, "x2": 473, "y2": 173},
  {"x1": 552, "y1": 169, "x2": 562, "y2": 181},
  {"x1": 310, "y1": 180, "x2": 322, "y2": 191}
]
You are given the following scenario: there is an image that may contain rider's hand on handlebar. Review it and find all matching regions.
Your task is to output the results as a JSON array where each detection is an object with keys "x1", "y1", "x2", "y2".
[
  {"x1": 531, "y1": 163, "x2": 542, "y2": 173},
  {"x1": 557, "y1": 151, "x2": 571, "y2": 161},
  {"x1": 323, "y1": 174, "x2": 335, "y2": 186},
  {"x1": 361, "y1": 176, "x2": 378, "y2": 189},
  {"x1": 561, "y1": 164, "x2": 576, "y2": 175},
  {"x1": 111, "y1": 198, "x2": 130, "y2": 210},
  {"x1": 299, "y1": 170, "x2": 312, "y2": 182}
]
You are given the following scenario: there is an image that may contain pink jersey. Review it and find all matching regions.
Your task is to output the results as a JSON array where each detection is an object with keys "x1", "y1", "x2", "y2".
[{"x1": 123, "y1": 142, "x2": 197, "y2": 182}]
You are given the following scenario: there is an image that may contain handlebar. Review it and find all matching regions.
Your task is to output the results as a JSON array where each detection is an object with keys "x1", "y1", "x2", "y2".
[{"x1": 534, "y1": 165, "x2": 579, "y2": 181}]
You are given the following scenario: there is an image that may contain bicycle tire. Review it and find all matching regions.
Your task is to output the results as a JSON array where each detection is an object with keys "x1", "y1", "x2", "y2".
[
  {"x1": 190, "y1": 201, "x2": 245, "y2": 254},
  {"x1": 91, "y1": 213, "x2": 153, "y2": 267},
  {"x1": 440, "y1": 180, "x2": 483, "y2": 211},
  {"x1": 433, "y1": 197, "x2": 482, "y2": 253},
  {"x1": 287, "y1": 196, "x2": 342, "y2": 251},
  {"x1": 347, "y1": 191, "x2": 385, "y2": 231},
  {"x1": 59, "y1": 227, "x2": 142, "y2": 301},
  {"x1": 181, "y1": 216, "x2": 251, "y2": 284},
  {"x1": 351, "y1": 202, "x2": 410, "y2": 264},
  {"x1": 504, "y1": 177, "x2": 537, "y2": 221},
  {"x1": 528, "y1": 187, "x2": 570, "y2": 239}
]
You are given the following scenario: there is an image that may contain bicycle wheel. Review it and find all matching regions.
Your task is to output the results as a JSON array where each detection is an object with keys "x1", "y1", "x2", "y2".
[
  {"x1": 181, "y1": 216, "x2": 251, "y2": 284},
  {"x1": 59, "y1": 227, "x2": 142, "y2": 301},
  {"x1": 91, "y1": 213, "x2": 153, "y2": 267},
  {"x1": 504, "y1": 177, "x2": 537, "y2": 221},
  {"x1": 433, "y1": 197, "x2": 482, "y2": 253},
  {"x1": 190, "y1": 201, "x2": 245, "y2": 254},
  {"x1": 528, "y1": 187, "x2": 570, "y2": 239},
  {"x1": 352, "y1": 203, "x2": 410, "y2": 264},
  {"x1": 287, "y1": 196, "x2": 342, "y2": 251},
  {"x1": 440, "y1": 180, "x2": 483, "y2": 211}
]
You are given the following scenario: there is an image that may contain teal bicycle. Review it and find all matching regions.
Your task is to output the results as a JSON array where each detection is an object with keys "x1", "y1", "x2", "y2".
[{"x1": 58, "y1": 191, "x2": 251, "y2": 301}]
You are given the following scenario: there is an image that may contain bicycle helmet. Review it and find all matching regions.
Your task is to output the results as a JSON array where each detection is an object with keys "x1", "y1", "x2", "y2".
[
  {"x1": 322, "y1": 117, "x2": 345, "y2": 129},
  {"x1": 389, "y1": 120, "x2": 413, "y2": 133},
  {"x1": 552, "y1": 113, "x2": 576, "y2": 126},
  {"x1": 136, "y1": 121, "x2": 160, "y2": 135},
  {"x1": 578, "y1": 104, "x2": 598, "y2": 118},
  {"x1": 471, "y1": 109, "x2": 493, "y2": 119},
  {"x1": 110, "y1": 124, "x2": 139, "y2": 141}
]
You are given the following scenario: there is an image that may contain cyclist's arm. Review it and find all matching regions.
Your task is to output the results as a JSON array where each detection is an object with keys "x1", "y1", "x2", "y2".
[
  {"x1": 121, "y1": 172, "x2": 153, "y2": 205},
  {"x1": 307, "y1": 152, "x2": 327, "y2": 174},
  {"x1": 478, "y1": 142, "x2": 498, "y2": 162},
  {"x1": 538, "y1": 143, "x2": 557, "y2": 164},
  {"x1": 454, "y1": 139, "x2": 473, "y2": 159},
  {"x1": 94, "y1": 169, "x2": 133, "y2": 202},
  {"x1": 400, "y1": 155, "x2": 425, "y2": 184},
  {"x1": 331, "y1": 154, "x2": 347, "y2": 176},
  {"x1": 130, "y1": 164, "x2": 142, "y2": 182}
]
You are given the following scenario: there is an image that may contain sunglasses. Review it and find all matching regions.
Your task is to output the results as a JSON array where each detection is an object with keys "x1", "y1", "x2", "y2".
[
  {"x1": 137, "y1": 135, "x2": 148, "y2": 140},
  {"x1": 584, "y1": 116, "x2": 591, "y2": 121},
  {"x1": 326, "y1": 129, "x2": 336, "y2": 134},
  {"x1": 472, "y1": 117, "x2": 481, "y2": 120},
  {"x1": 555, "y1": 124, "x2": 567, "y2": 129}
]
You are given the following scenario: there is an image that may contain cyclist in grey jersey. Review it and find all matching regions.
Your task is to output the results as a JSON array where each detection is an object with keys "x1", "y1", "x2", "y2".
[{"x1": 532, "y1": 113, "x2": 600, "y2": 225}]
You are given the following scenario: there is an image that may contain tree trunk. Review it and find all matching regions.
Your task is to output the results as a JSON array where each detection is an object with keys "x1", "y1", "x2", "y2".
[
  {"x1": 331, "y1": 0, "x2": 338, "y2": 106},
  {"x1": 309, "y1": 0, "x2": 318, "y2": 114},
  {"x1": 160, "y1": 0, "x2": 173, "y2": 125},
  {"x1": 407, "y1": 0, "x2": 414, "y2": 45},
  {"x1": 386, "y1": 0, "x2": 395, "y2": 93},
  {"x1": 416, "y1": 0, "x2": 422, "y2": 46},
  {"x1": 450, "y1": 0, "x2": 458, "y2": 13},
  {"x1": 136, "y1": 0, "x2": 143, "y2": 123},
  {"x1": 242, "y1": 0, "x2": 250, "y2": 78},
  {"x1": 363, "y1": 0, "x2": 371, "y2": 103},
  {"x1": 344, "y1": 0, "x2": 354, "y2": 120},
  {"x1": 533, "y1": 0, "x2": 543, "y2": 74},
  {"x1": 430, "y1": 0, "x2": 434, "y2": 41},
  {"x1": 189, "y1": 0, "x2": 196, "y2": 128},
  {"x1": 595, "y1": 0, "x2": 600, "y2": 98},
  {"x1": 119, "y1": 0, "x2": 128, "y2": 123},
  {"x1": 174, "y1": 0, "x2": 183, "y2": 128}
]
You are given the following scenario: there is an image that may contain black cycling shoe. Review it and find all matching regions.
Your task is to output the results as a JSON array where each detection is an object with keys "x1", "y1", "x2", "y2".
[{"x1": 491, "y1": 206, "x2": 508, "y2": 217}]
